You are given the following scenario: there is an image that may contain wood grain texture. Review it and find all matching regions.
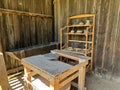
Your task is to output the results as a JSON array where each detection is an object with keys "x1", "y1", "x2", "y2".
[
  {"x1": 22, "y1": 55, "x2": 73, "y2": 77},
  {"x1": 0, "y1": 0, "x2": 54, "y2": 70},
  {"x1": 54, "y1": 0, "x2": 120, "y2": 77},
  {"x1": 0, "y1": 53, "x2": 9, "y2": 90}
]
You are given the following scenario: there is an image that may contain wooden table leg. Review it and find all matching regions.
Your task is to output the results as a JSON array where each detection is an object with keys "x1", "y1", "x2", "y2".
[
  {"x1": 65, "y1": 82, "x2": 71, "y2": 90},
  {"x1": 50, "y1": 79, "x2": 59, "y2": 90},
  {"x1": 24, "y1": 67, "x2": 32, "y2": 90},
  {"x1": 78, "y1": 66, "x2": 86, "y2": 90}
]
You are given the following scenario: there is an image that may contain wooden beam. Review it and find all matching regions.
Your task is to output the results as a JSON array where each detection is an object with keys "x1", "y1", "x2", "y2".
[
  {"x1": 69, "y1": 14, "x2": 95, "y2": 19},
  {"x1": 6, "y1": 52, "x2": 21, "y2": 61},
  {"x1": 55, "y1": 61, "x2": 88, "y2": 81},
  {"x1": 7, "y1": 66, "x2": 23, "y2": 75},
  {"x1": 60, "y1": 72, "x2": 78, "y2": 88},
  {"x1": 0, "y1": 8, "x2": 53, "y2": 18}
]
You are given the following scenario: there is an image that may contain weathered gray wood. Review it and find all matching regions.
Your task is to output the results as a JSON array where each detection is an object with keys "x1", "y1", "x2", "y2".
[
  {"x1": 0, "y1": 0, "x2": 54, "y2": 70},
  {"x1": 51, "y1": 50, "x2": 90, "y2": 62},
  {"x1": 0, "y1": 53, "x2": 9, "y2": 90},
  {"x1": 111, "y1": 0, "x2": 120, "y2": 77},
  {"x1": 6, "y1": 43, "x2": 58, "y2": 74},
  {"x1": 22, "y1": 55, "x2": 73, "y2": 77},
  {"x1": 102, "y1": 0, "x2": 117, "y2": 71},
  {"x1": 54, "y1": 0, "x2": 120, "y2": 77},
  {"x1": 43, "y1": 53, "x2": 59, "y2": 60},
  {"x1": 97, "y1": 0, "x2": 110, "y2": 71}
]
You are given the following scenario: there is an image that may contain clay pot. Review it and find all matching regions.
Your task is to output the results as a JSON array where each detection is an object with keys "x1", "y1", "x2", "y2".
[
  {"x1": 85, "y1": 20, "x2": 91, "y2": 25},
  {"x1": 77, "y1": 30, "x2": 82, "y2": 33},
  {"x1": 83, "y1": 30, "x2": 87, "y2": 34},
  {"x1": 79, "y1": 22, "x2": 84, "y2": 25},
  {"x1": 68, "y1": 47, "x2": 73, "y2": 51},
  {"x1": 70, "y1": 30, "x2": 74, "y2": 33}
]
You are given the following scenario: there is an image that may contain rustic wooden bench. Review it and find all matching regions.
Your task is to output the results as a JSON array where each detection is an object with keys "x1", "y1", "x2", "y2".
[{"x1": 5, "y1": 43, "x2": 58, "y2": 74}]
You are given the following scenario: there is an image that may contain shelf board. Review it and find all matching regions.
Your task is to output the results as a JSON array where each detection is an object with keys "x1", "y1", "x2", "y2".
[
  {"x1": 62, "y1": 49, "x2": 85, "y2": 55},
  {"x1": 65, "y1": 33, "x2": 93, "y2": 35},
  {"x1": 69, "y1": 14, "x2": 95, "y2": 19},
  {"x1": 67, "y1": 24, "x2": 93, "y2": 27},
  {"x1": 62, "y1": 49, "x2": 91, "y2": 55},
  {"x1": 69, "y1": 40, "x2": 92, "y2": 43}
]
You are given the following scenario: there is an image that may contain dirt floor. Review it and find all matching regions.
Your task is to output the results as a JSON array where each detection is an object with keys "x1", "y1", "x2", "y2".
[
  {"x1": 85, "y1": 73, "x2": 120, "y2": 90},
  {"x1": 8, "y1": 72, "x2": 120, "y2": 90}
]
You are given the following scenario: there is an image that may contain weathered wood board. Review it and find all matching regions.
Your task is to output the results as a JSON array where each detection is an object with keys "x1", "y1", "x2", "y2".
[
  {"x1": 22, "y1": 55, "x2": 73, "y2": 77},
  {"x1": 0, "y1": 52, "x2": 9, "y2": 90},
  {"x1": 54, "y1": 0, "x2": 120, "y2": 78},
  {"x1": 0, "y1": 0, "x2": 54, "y2": 70}
]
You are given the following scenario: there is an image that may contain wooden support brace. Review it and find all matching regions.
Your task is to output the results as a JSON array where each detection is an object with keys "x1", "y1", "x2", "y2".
[{"x1": 0, "y1": 8, "x2": 53, "y2": 18}]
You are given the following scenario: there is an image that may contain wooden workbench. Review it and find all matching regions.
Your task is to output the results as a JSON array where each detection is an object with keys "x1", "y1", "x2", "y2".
[
  {"x1": 51, "y1": 50, "x2": 90, "y2": 90},
  {"x1": 22, "y1": 52, "x2": 89, "y2": 90}
]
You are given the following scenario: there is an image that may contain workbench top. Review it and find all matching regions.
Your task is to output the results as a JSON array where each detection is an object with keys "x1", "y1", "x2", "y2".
[
  {"x1": 22, "y1": 55, "x2": 73, "y2": 77},
  {"x1": 51, "y1": 50, "x2": 90, "y2": 62}
]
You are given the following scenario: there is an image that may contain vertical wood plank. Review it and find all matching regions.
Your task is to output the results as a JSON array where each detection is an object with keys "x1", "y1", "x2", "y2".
[
  {"x1": 0, "y1": 53, "x2": 9, "y2": 90},
  {"x1": 111, "y1": 0, "x2": 120, "y2": 77}
]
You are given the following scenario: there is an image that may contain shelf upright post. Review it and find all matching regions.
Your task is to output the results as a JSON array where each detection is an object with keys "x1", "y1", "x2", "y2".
[
  {"x1": 66, "y1": 17, "x2": 70, "y2": 48},
  {"x1": 90, "y1": 15, "x2": 96, "y2": 70},
  {"x1": 85, "y1": 27, "x2": 89, "y2": 56},
  {"x1": 60, "y1": 28, "x2": 62, "y2": 50}
]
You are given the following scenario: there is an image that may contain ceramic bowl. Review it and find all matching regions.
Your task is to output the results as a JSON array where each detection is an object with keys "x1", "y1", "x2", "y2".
[
  {"x1": 77, "y1": 30, "x2": 82, "y2": 33},
  {"x1": 70, "y1": 30, "x2": 74, "y2": 33}
]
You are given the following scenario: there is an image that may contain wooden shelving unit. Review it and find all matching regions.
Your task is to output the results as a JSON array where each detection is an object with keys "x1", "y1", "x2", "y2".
[
  {"x1": 60, "y1": 14, "x2": 95, "y2": 70},
  {"x1": 67, "y1": 24, "x2": 93, "y2": 27},
  {"x1": 68, "y1": 40, "x2": 92, "y2": 44},
  {"x1": 65, "y1": 33, "x2": 93, "y2": 35}
]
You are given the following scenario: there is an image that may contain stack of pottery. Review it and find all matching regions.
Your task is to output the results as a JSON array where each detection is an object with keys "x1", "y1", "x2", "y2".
[
  {"x1": 83, "y1": 29, "x2": 87, "y2": 34},
  {"x1": 74, "y1": 48, "x2": 81, "y2": 52},
  {"x1": 77, "y1": 30, "x2": 82, "y2": 33},
  {"x1": 70, "y1": 30, "x2": 74, "y2": 33},
  {"x1": 85, "y1": 20, "x2": 91, "y2": 25},
  {"x1": 79, "y1": 22, "x2": 84, "y2": 25},
  {"x1": 67, "y1": 47, "x2": 73, "y2": 51}
]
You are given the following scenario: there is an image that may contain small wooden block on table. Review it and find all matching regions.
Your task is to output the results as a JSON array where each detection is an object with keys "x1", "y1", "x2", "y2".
[{"x1": 22, "y1": 54, "x2": 88, "y2": 90}]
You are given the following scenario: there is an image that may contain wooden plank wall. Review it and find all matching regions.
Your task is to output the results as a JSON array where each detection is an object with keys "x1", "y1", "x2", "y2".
[
  {"x1": 54, "y1": 0, "x2": 120, "y2": 78},
  {"x1": 0, "y1": 0, "x2": 54, "y2": 70}
]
